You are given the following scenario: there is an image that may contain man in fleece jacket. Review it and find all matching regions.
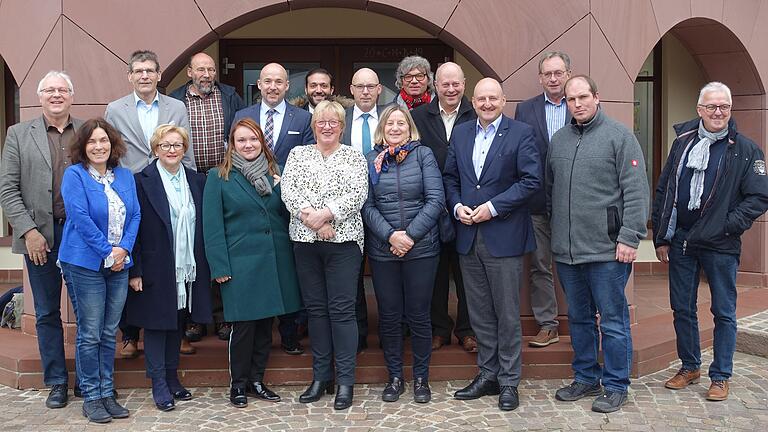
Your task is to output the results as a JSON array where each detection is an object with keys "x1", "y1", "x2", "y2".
[{"x1": 546, "y1": 75, "x2": 649, "y2": 413}]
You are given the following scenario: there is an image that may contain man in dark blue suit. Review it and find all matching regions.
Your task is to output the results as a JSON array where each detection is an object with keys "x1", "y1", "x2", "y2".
[
  {"x1": 444, "y1": 78, "x2": 541, "y2": 411},
  {"x1": 233, "y1": 62, "x2": 314, "y2": 165},
  {"x1": 513, "y1": 51, "x2": 572, "y2": 348},
  {"x1": 233, "y1": 62, "x2": 313, "y2": 354}
]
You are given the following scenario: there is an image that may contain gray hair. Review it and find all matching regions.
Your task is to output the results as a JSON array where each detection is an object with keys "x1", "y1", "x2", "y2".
[
  {"x1": 37, "y1": 71, "x2": 74, "y2": 95},
  {"x1": 698, "y1": 81, "x2": 732, "y2": 105},
  {"x1": 538, "y1": 51, "x2": 571, "y2": 73},
  {"x1": 127, "y1": 49, "x2": 160, "y2": 73},
  {"x1": 394, "y1": 55, "x2": 434, "y2": 92}
]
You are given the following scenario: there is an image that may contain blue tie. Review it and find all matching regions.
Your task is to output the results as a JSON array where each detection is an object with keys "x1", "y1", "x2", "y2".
[{"x1": 361, "y1": 113, "x2": 372, "y2": 154}]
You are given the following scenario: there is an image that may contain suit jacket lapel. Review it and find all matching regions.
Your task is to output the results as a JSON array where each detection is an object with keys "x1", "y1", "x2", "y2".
[
  {"x1": 534, "y1": 96, "x2": 550, "y2": 145},
  {"x1": 277, "y1": 105, "x2": 293, "y2": 147},
  {"x1": 478, "y1": 117, "x2": 509, "y2": 183},
  {"x1": 143, "y1": 164, "x2": 174, "y2": 248},
  {"x1": 426, "y1": 101, "x2": 448, "y2": 144},
  {"x1": 459, "y1": 124, "x2": 479, "y2": 183},
  {"x1": 29, "y1": 117, "x2": 52, "y2": 168},
  {"x1": 123, "y1": 95, "x2": 149, "y2": 149}
]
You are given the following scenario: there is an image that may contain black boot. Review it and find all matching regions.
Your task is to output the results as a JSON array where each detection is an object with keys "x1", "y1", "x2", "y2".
[
  {"x1": 334, "y1": 385, "x2": 354, "y2": 410},
  {"x1": 413, "y1": 377, "x2": 431, "y2": 403},
  {"x1": 299, "y1": 380, "x2": 334, "y2": 403},
  {"x1": 381, "y1": 377, "x2": 404, "y2": 402}
]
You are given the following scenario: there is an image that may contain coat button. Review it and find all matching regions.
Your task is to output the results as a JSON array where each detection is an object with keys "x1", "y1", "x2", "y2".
[
  {"x1": 476, "y1": 185, "x2": 480, "y2": 189},
  {"x1": 265, "y1": 230, "x2": 271, "y2": 235}
]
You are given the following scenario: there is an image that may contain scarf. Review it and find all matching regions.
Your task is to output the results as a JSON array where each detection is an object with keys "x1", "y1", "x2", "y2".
[
  {"x1": 686, "y1": 120, "x2": 728, "y2": 210},
  {"x1": 399, "y1": 89, "x2": 431, "y2": 110},
  {"x1": 369, "y1": 141, "x2": 419, "y2": 185},
  {"x1": 232, "y1": 151, "x2": 275, "y2": 196},
  {"x1": 87, "y1": 166, "x2": 126, "y2": 249},
  {"x1": 157, "y1": 164, "x2": 197, "y2": 311}
]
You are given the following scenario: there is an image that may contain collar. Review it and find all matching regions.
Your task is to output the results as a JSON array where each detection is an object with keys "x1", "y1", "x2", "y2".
[
  {"x1": 543, "y1": 92, "x2": 565, "y2": 106},
  {"x1": 134, "y1": 91, "x2": 159, "y2": 107},
  {"x1": 354, "y1": 104, "x2": 378, "y2": 120},
  {"x1": 42, "y1": 115, "x2": 73, "y2": 131},
  {"x1": 261, "y1": 99, "x2": 286, "y2": 115},
  {"x1": 157, "y1": 162, "x2": 183, "y2": 181},
  {"x1": 439, "y1": 101, "x2": 461, "y2": 116},
  {"x1": 476, "y1": 115, "x2": 503, "y2": 135},
  {"x1": 187, "y1": 82, "x2": 219, "y2": 98}
]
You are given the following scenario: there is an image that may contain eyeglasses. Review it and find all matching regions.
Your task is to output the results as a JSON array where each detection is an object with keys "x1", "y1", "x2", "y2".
[
  {"x1": 352, "y1": 84, "x2": 379, "y2": 92},
  {"x1": 540, "y1": 70, "x2": 567, "y2": 79},
  {"x1": 402, "y1": 73, "x2": 427, "y2": 83},
  {"x1": 132, "y1": 68, "x2": 158, "y2": 76},
  {"x1": 158, "y1": 142, "x2": 184, "y2": 151},
  {"x1": 41, "y1": 87, "x2": 71, "y2": 96},
  {"x1": 698, "y1": 104, "x2": 731, "y2": 114},
  {"x1": 315, "y1": 120, "x2": 340, "y2": 128}
]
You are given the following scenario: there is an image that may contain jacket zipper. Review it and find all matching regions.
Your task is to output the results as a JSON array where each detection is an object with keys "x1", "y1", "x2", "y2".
[
  {"x1": 396, "y1": 162, "x2": 405, "y2": 230},
  {"x1": 568, "y1": 132, "x2": 583, "y2": 263}
]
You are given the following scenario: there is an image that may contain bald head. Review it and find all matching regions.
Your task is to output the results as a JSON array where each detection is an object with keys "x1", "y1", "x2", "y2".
[
  {"x1": 435, "y1": 62, "x2": 466, "y2": 111},
  {"x1": 187, "y1": 52, "x2": 217, "y2": 95},
  {"x1": 350, "y1": 68, "x2": 382, "y2": 112},
  {"x1": 258, "y1": 62, "x2": 290, "y2": 108},
  {"x1": 472, "y1": 78, "x2": 506, "y2": 127}
]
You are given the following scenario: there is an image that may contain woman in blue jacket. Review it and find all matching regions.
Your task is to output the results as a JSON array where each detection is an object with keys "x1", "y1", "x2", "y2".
[
  {"x1": 59, "y1": 118, "x2": 141, "y2": 423},
  {"x1": 362, "y1": 105, "x2": 444, "y2": 403}
]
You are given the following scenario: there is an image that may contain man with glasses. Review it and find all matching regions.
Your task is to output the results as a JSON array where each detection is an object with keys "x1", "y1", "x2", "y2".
[
  {"x1": 105, "y1": 49, "x2": 194, "y2": 358},
  {"x1": 653, "y1": 81, "x2": 768, "y2": 402},
  {"x1": 0, "y1": 71, "x2": 83, "y2": 409},
  {"x1": 393, "y1": 56, "x2": 436, "y2": 110},
  {"x1": 513, "y1": 51, "x2": 572, "y2": 349}
]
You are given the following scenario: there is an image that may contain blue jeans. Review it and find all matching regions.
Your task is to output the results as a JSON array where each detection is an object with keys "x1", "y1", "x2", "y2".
[
  {"x1": 669, "y1": 228, "x2": 738, "y2": 381},
  {"x1": 61, "y1": 261, "x2": 128, "y2": 402},
  {"x1": 556, "y1": 261, "x2": 632, "y2": 393},
  {"x1": 25, "y1": 223, "x2": 69, "y2": 386}
]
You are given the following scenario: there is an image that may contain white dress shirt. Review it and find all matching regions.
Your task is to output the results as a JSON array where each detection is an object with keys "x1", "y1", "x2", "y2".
[
  {"x1": 349, "y1": 105, "x2": 379, "y2": 154},
  {"x1": 439, "y1": 101, "x2": 461, "y2": 141}
]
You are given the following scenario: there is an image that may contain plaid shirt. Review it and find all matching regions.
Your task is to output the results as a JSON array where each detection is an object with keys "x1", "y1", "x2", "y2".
[{"x1": 186, "y1": 85, "x2": 226, "y2": 173}]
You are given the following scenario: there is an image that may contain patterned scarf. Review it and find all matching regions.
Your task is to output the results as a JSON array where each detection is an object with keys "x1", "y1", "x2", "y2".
[
  {"x1": 685, "y1": 120, "x2": 728, "y2": 210},
  {"x1": 399, "y1": 89, "x2": 432, "y2": 110},
  {"x1": 369, "y1": 141, "x2": 420, "y2": 185}
]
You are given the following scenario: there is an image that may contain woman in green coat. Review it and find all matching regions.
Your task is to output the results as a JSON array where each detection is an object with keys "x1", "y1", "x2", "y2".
[{"x1": 203, "y1": 118, "x2": 301, "y2": 408}]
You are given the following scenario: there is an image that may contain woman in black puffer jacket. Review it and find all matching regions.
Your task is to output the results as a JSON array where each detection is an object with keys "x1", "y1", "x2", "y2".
[{"x1": 362, "y1": 105, "x2": 444, "y2": 404}]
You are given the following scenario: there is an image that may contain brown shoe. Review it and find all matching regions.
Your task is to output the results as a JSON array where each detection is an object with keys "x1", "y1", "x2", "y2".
[
  {"x1": 460, "y1": 336, "x2": 478, "y2": 353},
  {"x1": 180, "y1": 338, "x2": 196, "y2": 355},
  {"x1": 529, "y1": 328, "x2": 559, "y2": 347},
  {"x1": 431, "y1": 335, "x2": 447, "y2": 350},
  {"x1": 706, "y1": 380, "x2": 729, "y2": 401},
  {"x1": 120, "y1": 339, "x2": 139, "y2": 359},
  {"x1": 664, "y1": 368, "x2": 701, "y2": 390}
]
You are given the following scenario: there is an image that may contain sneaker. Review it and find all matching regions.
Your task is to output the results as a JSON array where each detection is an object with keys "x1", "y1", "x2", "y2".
[
  {"x1": 591, "y1": 391, "x2": 628, "y2": 413},
  {"x1": 45, "y1": 384, "x2": 68, "y2": 409},
  {"x1": 555, "y1": 381, "x2": 603, "y2": 401},
  {"x1": 529, "y1": 328, "x2": 560, "y2": 347},
  {"x1": 381, "y1": 377, "x2": 405, "y2": 402},
  {"x1": 82, "y1": 399, "x2": 111, "y2": 423},
  {"x1": 101, "y1": 395, "x2": 129, "y2": 419},
  {"x1": 706, "y1": 380, "x2": 729, "y2": 401},
  {"x1": 665, "y1": 368, "x2": 701, "y2": 390}
]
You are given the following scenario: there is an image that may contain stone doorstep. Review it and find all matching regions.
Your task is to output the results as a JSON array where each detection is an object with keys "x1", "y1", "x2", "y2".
[{"x1": 736, "y1": 311, "x2": 768, "y2": 358}]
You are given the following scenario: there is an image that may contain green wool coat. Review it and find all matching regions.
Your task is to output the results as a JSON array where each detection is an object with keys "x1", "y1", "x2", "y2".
[{"x1": 203, "y1": 168, "x2": 301, "y2": 322}]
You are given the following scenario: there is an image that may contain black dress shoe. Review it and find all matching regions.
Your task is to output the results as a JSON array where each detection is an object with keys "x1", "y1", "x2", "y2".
[
  {"x1": 334, "y1": 385, "x2": 354, "y2": 410},
  {"x1": 102, "y1": 395, "x2": 130, "y2": 418},
  {"x1": 155, "y1": 400, "x2": 175, "y2": 412},
  {"x1": 413, "y1": 377, "x2": 431, "y2": 403},
  {"x1": 498, "y1": 386, "x2": 519, "y2": 411},
  {"x1": 185, "y1": 323, "x2": 205, "y2": 342},
  {"x1": 229, "y1": 387, "x2": 247, "y2": 408},
  {"x1": 454, "y1": 375, "x2": 501, "y2": 400},
  {"x1": 172, "y1": 389, "x2": 193, "y2": 401},
  {"x1": 381, "y1": 377, "x2": 405, "y2": 402},
  {"x1": 246, "y1": 381, "x2": 281, "y2": 402},
  {"x1": 299, "y1": 380, "x2": 334, "y2": 403},
  {"x1": 46, "y1": 384, "x2": 68, "y2": 408},
  {"x1": 281, "y1": 340, "x2": 305, "y2": 355},
  {"x1": 82, "y1": 399, "x2": 111, "y2": 423}
]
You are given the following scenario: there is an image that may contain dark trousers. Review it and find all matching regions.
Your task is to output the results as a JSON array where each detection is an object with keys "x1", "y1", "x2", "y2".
[
  {"x1": 431, "y1": 241, "x2": 473, "y2": 341},
  {"x1": 370, "y1": 256, "x2": 438, "y2": 380},
  {"x1": 294, "y1": 241, "x2": 361, "y2": 386},
  {"x1": 143, "y1": 311, "x2": 185, "y2": 379},
  {"x1": 277, "y1": 311, "x2": 299, "y2": 345},
  {"x1": 25, "y1": 222, "x2": 68, "y2": 386},
  {"x1": 356, "y1": 255, "x2": 369, "y2": 341},
  {"x1": 228, "y1": 318, "x2": 273, "y2": 389}
]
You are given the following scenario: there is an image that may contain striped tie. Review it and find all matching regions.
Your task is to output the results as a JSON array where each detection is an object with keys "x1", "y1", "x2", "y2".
[{"x1": 264, "y1": 108, "x2": 276, "y2": 150}]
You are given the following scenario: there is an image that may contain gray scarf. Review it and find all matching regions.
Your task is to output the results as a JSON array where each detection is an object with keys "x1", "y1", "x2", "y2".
[
  {"x1": 231, "y1": 151, "x2": 275, "y2": 196},
  {"x1": 686, "y1": 120, "x2": 728, "y2": 210}
]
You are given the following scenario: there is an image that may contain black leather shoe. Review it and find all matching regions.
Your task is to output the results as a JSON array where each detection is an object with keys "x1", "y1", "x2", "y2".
[
  {"x1": 334, "y1": 385, "x2": 354, "y2": 410},
  {"x1": 498, "y1": 386, "x2": 519, "y2": 411},
  {"x1": 229, "y1": 387, "x2": 247, "y2": 408},
  {"x1": 246, "y1": 381, "x2": 281, "y2": 402},
  {"x1": 82, "y1": 399, "x2": 111, "y2": 423},
  {"x1": 102, "y1": 395, "x2": 130, "y2": 418},
  {"x1": 155, "y1": 400, "x2": 175, "y2": 411},
  {"x1": 454, "y1": 375, "x2": 501, "y2": 400},
  {"x1": 172, "y1": 389, "x2": 193, "y2": 401},
  {"x1": 185, "y1": 323, "x2": 205, "y2": 342},
  {"x1": 299, "y1": 380, "x2": 334, "y2": 403},
  {"x1": 413, "y1": 378, "x2": 431, "y2": 403},
  {"x1": 45, "y1": 384, "x2": 68, "y2": 409},
  {"x1": 381, "y1": 377, "x2": 405, "y2": 402},
  {"x1": 281, "y1": 340, "x2": 305, "y2": 355}
]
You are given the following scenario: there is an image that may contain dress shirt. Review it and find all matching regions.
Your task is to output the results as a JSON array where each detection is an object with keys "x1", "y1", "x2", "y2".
[
  {"x1": 543, "y1": 93, "x2": 567, "y2": 141},
  {"x1": 350, "y1": 105, "x2": 379, "y2": 153},
  {"x1": 44, "y1": 117, "x2": 75, "y2": 220},
  {"x1": 186, "y1": 85, "x2": 225, "y2": 173},
  {"x1": 453, "y1": 115, "x2": 503, "y2": 219},
  {"x1": 134, "y1": 91, "x2": 160, "y2": 145},
  {"x1": 439, "y1": 101, "x2": 461, "y2": 141},
  {"x1": 260, "y1": 99, "x2": 286, "y2": 149},
  {"x1": 308, "y1": 103, "x2": 315, "y2": 114}
]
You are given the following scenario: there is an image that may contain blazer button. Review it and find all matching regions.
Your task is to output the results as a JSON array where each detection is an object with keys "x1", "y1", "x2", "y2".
[
  {"x1": 476, "y1": 185, "x2": 481, "y2": 189},
  {"x1": 265, "y1": 230, "x2": 271, "y2": 235}
]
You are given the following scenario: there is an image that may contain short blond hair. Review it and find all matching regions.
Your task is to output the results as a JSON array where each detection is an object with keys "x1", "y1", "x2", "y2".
[
  {"x1": 150, "y1": 124, "x2": 190, "y2": 154},
  {"x1": 373, "y1": 105, "x2": 420, "y2": 146},
  {"x1": 311, "y1": 100, "x2": 346, "y2": 137}
]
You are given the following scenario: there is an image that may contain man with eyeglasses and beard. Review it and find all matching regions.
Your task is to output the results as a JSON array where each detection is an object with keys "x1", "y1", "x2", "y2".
[{"x1": 393, "y1": 56, "x2": 436, "y2": 111}]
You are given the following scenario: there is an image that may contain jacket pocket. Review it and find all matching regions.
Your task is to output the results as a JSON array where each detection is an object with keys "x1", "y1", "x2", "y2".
[{"x1": 607, "y1": 206, "x2": 621, "y2": 242}]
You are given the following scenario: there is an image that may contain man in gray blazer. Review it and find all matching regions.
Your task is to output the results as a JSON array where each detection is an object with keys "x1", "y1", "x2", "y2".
[
  {"x1": 0, "y1": 71, "x2": 83, "y2": 409},
  {"x1": 105, "y1": 50, "x2": 195, "y2": 174}
]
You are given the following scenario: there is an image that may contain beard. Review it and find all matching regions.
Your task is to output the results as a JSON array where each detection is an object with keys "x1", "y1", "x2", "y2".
[{"x1": 195, "y1": 79, "x2": 214, "y2": 95}]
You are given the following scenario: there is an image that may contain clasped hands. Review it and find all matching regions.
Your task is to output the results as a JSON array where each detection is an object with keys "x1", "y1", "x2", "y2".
[
  {"x1": 456, "y1": 203, "x2": 492, "y2": 226},
  {"x1": 300, "y1": 207, "x2": 336, "y2": 240},
  {"x1": 389, "y1": 230, "x2": 414, "y2": 258}
]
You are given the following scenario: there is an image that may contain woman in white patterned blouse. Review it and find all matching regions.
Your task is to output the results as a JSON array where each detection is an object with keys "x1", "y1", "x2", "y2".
[{"x1": 281, "y1": 100, "x2": 368, "y2": 410}]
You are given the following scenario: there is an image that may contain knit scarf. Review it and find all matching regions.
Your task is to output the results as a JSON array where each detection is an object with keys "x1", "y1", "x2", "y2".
[
  {"x1": 686, "y1": 120, "x2": 728, "y2": 210},
  {"x1": 369, "y1": 141, "x2": 419, "y2": 185},
  {"x1": 399, "y1": 89, "x2": 431, "y2": 110},
  {"x1": 232, "y1": 151, "x2": 275, "y2": 196}
]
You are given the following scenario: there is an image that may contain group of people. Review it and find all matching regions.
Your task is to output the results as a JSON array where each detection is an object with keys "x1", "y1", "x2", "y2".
[{"x1": 1, "y1": 47, "x2": 766, "y2": 423}]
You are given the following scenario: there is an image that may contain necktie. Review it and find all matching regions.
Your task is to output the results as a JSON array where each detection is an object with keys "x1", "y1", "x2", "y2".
[
  {"x1": 361, "y1": 113, "x2": 372, "y2": 154},
  {"x1": 265, "y1": 108, "x2": 276, "y2": 150}
]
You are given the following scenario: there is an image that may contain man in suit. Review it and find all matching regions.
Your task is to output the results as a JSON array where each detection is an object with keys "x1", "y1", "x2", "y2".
[
  {"x1": 411, "y1": 62, "x2": 478, "y2": 353},
  {"x1": 513, "y1": 51, "x2": 572, "y2": 348},
  {"x1": 233, "y1": 62, "x2": 314, "y2": 165},
  {"x1": 105, "y1": 49, "x2": 194, "y2": 358},
  {"x1": 233, "y1": 62, "x2": 313, "y2": 354},
  {"x1": 0, "y1": 71, "x2": 84, "y2": 409},
  {"x1": 444, "y1": 78, "x2": 540, "y2": 411}
]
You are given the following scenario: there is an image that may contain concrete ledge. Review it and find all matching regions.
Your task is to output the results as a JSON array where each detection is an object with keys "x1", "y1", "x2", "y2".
[{"x1": 736, "y1": 330, "x2": 768, "y2": 358}]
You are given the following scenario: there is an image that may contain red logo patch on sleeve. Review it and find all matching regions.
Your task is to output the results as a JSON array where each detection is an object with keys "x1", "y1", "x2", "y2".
[{"x1": 631, "y1": 159, "x2": 638, "y2": 167}]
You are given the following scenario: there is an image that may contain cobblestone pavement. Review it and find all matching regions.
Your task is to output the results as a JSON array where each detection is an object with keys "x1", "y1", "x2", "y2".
[
  {"x1": 739, "y1": 310, "x2": 768, "y2": 333},
  {"x1": 1, "y1": 349, "x2": 766, "y2": 431}
]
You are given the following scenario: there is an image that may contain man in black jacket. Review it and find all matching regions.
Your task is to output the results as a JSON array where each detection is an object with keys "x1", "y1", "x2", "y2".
[
  {"x1": 652, "y1": 81, "x2": 768, "y2": 402},
  {"x1": 411, "y1": 62, "x2": 478, "y2": 352}
]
